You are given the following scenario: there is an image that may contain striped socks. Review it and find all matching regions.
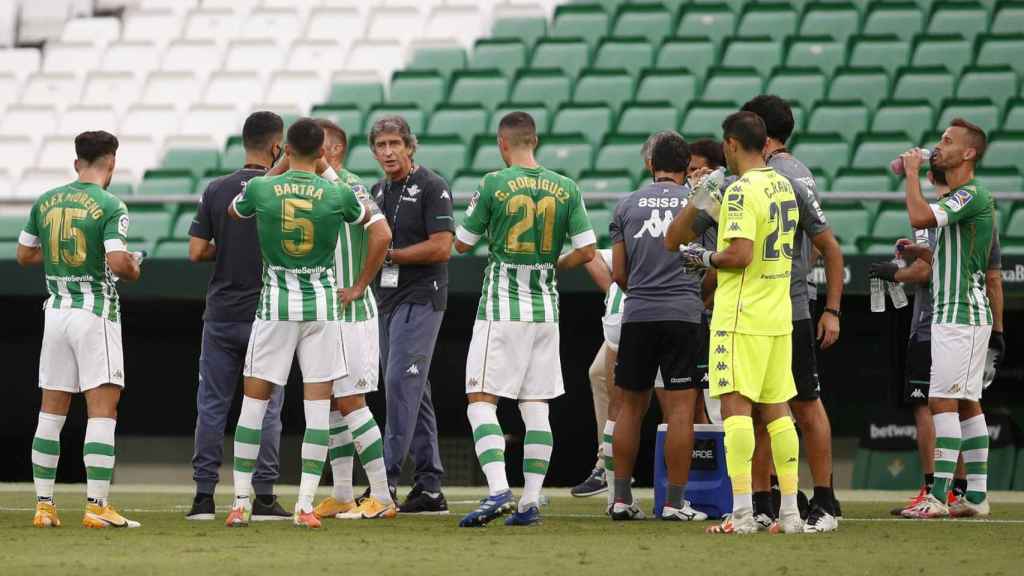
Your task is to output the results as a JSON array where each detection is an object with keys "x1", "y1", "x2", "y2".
[
  {"x1": 328, "y1": 410, "x2": 355, "y2": 502},
  {"x1": 960, "y1": 414, "x2": 989, "y2": 504},
  {"x1": 84, "y1": 418, "x2": 116, "y2": 503},
  {"x1": 467, "y1": 401, "x2": 509, "y2": 496},
  {"x1": 32, "y1": 412, "x2": 65, "y2": 501},
  {"x1": 345, "y1": 406, "x2": 390, "y2": 504},
  {"x1": 603, "y1": 420, "x2": 615, "y2": 508},
  {"x1": 233, "y1": 395, "x2": 269, "y2": 502},
  {"x1": 520, "y1": 401, "x2": 552, "y2": 511},
  {"x1": 932, "y1": 411, "x2": 962, "y2": 500},
  {"x1": 298, "y1": 399, "x2": 330, "y2": 511},
  {"x1": 723, "y1": 415, "x2": 755, "y2": 513}
]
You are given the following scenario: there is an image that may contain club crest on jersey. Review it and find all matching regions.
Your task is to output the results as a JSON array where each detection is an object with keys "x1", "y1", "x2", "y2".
[
  {"x1": 118, "y1": 215, "x2": 130, "y2": 237},
  {"x1": 944, "y1": 189, "x2": 973, "y2": 212},
  {"x1": 466, "y1": 191, "x2": 479, "y2": 216},
  {"x1": 407, "y1": 184, "x2": 421, "y2": 197}
]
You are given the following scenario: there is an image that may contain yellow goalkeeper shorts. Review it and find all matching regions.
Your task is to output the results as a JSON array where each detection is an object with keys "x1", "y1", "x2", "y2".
[{"x1": 707, "y1": 330, "x2": 796, "y2": 404}]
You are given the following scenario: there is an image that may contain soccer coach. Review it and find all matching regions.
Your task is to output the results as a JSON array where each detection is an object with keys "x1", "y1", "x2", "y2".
[
  {"x1": 369, "y1": 116, "x2": 454, "y2": 513},
  {"x1": 186, "y1": 112, "x2": 288, "y2": 521}
]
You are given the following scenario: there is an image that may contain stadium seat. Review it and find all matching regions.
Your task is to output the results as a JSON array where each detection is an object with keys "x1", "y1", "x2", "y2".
[
  {"x1": 701, "y1": 68, "x2": 764, "y2": 105},
  {"x1": 306, "y1": 7, "x2": 364, "y2": 43},
  {"x1": 222, "y1": 141, "x2": 245, "y2": 170},
  {"x1": 451, "y1": 171, "x2": 483, "y2": 204},
  {"x1": 657, "y1": 38, "x2": 716, "y2": 82},
  {"x1": 975, "y1": 34, "x2": 1024, "y2": 77},
  {"x1": 0, "y1": 135, "x2": 39, "y2": 181},
  {"x1": 42, "y1": 42, "x2": 102, "y2": 78},
  {"x1": 470, "y1": 39, "x2": 527, "y2": 79},
  {"x1": 79, "y1": 72, "x2": 139, "y2": 116},
  {"x1": 682, "y1": 102, "x2": 736, "y2": 137},
  {"x1": 0, "y1": 47, "x2": 41, "y2": 89},
  {"x1": 491, "y1": 103, "x2": 550, "y2": 134},
  {"x1": 0, "y1": 105, "x2": 58, "y2": 148},
  {"x1": 311, "y1": 104, "x2": 363, "y2": 136},
  {"x1": 366, "y1": 104, "x2": 426, "y2": 135},
  {"x1": 612, "y1": 3, "x2": 673, "y2": 46},
  {"x1": 595, "y1": 135, "x2": 647, "y2": 185},
  {"x1": 616, "y1": 103, "x2": 679, "y2": 139},
  {"x1": 831, "y1": 168, "x2": 893, "y2": 193},
  {"x1": 536, "y1": 134, "x2": 593, "y2": 180},
  {"x1": 153, "y1": 239, "x2": 190, "y2": 259},
  {"x1": 828, "y1": 67, "x2": 890, "y2": 110},
  {"x1": 346, "y1": 136, "x2": 383, "y2": 177},
  {"x1": 203, "y1": 72, "x2": 262, "y2": 114},
  {"x1": 408, "y1": 43, "x2": 467, "y2": 81},
  {"x1": 578, "y1": 170, "x2": 634, "y2": 196},
  {"x1": 848, "y1": 35, "x2": 911, "y2": 79},
  {"x1": 722, "y1": 37, "x2": 783, "y2": 78},
  {"x1": 389, "y1": 71, "x2": 447, "y2": 114},
  {"x1": 983, "y1": 132, "x2": 1024, "y2": 172},
  {"x1": 737, "y1": 3, "x2": 798, "y2": 41},
  {"x1": 58, "y1": 105, "x2": 117, "y2": 136},
  {"x1": 0, "y1": 213, "x2": 28, "y2": 239},
  {"x1": 927, "y1": 1, "x2": 989, "y2": 43},
  {"x1": 992, "y1": 1, "x2": 1024, "y2": 34},
  {"x1": 790, "y1": 133, "x2": 851, "y2": 180},
  {"x1": 871, "y1": 100, "x2": 935, "y2": 144},
  {"x1": 265, "y1": 72, "x2": 324, "y2": 115},
  {"x1": 471, "y1": 135, "x2": 503, "y2": 173},
  {"x1": 448, "y1": 69, "x2": 510, "y2": 112},
  {"x1": 976, "y1": 168, "x2": 1023, "y2": 193},
  {"x1": 141, "y1": 72, "x2": 199, "y2": 114},
  {"x1": 491, "y1": 16, "x2": 548, "y2": 49},
  {"x1": 531, "y1": 38, "x2": 591, "y2": 80},
  {"x1": 863, "y1": 2, "x2": 925, "y2": 41},
  {"x1": 345, "y1": 40, "x2": 404, "y2": 84},
  {"x1": 893, "y1": 67, "x2": 955, "y2": 109},
  {"x1": 328, "y1": 75, "x2": 384, "y2": 113},
  {"x1": 872, "y1": 207, "x2": 914, "y2": 241},
  {"x1": 676, "y1": 5, "x2": 737, "y2": 47},
  {"x1": 784, "y1": 36, "x2": 845, "y2": 76},
  {"x1": 0, "y1": 73, "x2": 16, "y2": 114},
  {"x1": 285, "y1": 41, "x2": 351, "y2": 84},
  {"x1": 824, "y1": 205, "x2": 870, "y2": 251},
  {"x1": 588, "y1": 208, "x2": 613, "y2": 247},
  {"x1": 16, "y1": 169, "x2": 72, "y2": 199},
  {"x1": 34, "y1": 135, "x2": 76, "y2": 174},
  {"x1": 415, "y1": 136, "x2": 467, "y2": 182},
  {"x1": 112, "y1": 136, "x2": 160, "y2": 184},
  {"x1": 20, "y1": 73, "x2": 81, "y2": 112},
  {"x1": 573, "y1": 69, "x2": 635, "y2": 114},
  {"x1": 957, "y1": 66, "x2": 1018, "y2": 116},
  {"x1": 799, "y1": 2, "x2": 860, "y2": 43},
  {"x1": 179, "y1": 105, "x2": 240, "y2": 149},
  {"x1": 594, "y1": 38, "x2": 655, "y2": 77},
  {"x1": 422, "y1": 7, "x2": 483, "y2": 51},
  {"x1": 938, "y1": 99, "x2": 1000, "y2": 135},
  {"x1": 764, "y1": 68, "x2": 827, "y2": 112},
  {"x1": 635, "y1": 70, "x2": 698, "y2": 113},
  {"x1": 852, "y1": 133, "x2": 914, "y2": 171},
  {"x1": 121, "y1": 9, "x2": 183, "y2": 49},
  {"x1": 224, "y1": 39, "x2": 283, "y2": 79},
  {"x1": 1005, "y1": 99, "x2": 1024, "y2": 131},
  {"x1": 807, "y1": 101, "x2": 870, "y2": 145},
  {"x1": 183, "y1": 9, "x2": 241, "y2": 47},
  {"x1": 549, "y1": 3, "x2": 610, "y2": 51},
  {"x1": 162, "y1": 148, "x2": 220, "y2": 181},
  {"x1": 512, "y1": 69, "x2": 572, "y2": 115},
  {"x1": 137, "y1": 174, "x2": 193, "y2": 198},
  {"x1": 552, "y1": 104, "x2": 614, "y2": 149},
  {"x1": 427, "y1": 104, "x2": 488, "y2": 145},
  {"x1": 161, "y1": 40, "x2": 224, "y2": 84},
  {"x1": 911, "y1": 34, "x2": 972, "y2": 76}
]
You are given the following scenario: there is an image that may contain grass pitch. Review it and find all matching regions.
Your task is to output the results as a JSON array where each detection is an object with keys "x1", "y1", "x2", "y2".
[{"x1": 2, "y1": 486, "x2": 1023, "y2": 576}]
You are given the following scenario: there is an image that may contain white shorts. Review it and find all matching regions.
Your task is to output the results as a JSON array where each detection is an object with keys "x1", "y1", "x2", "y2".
[
  {"x1": 465, "y1": 319, "x2": 565, "y2": 400},
  {"x1": 929, "y1": 323, "x2": 992, "y2": 401},
  {"x1": 602, "y1": 314, "x2": 664, "y2": 388},
  {"x1": 333, "y1": 318, "x2": 379, "y2": 398},
  {"x1": 39, "y1": 308, "x2": 125, "y2": 393},
  {"x1": 244, "y1": 319, "x2": 346, "y2": 386}
]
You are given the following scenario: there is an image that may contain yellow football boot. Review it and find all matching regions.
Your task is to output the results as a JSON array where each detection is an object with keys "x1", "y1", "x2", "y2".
[
  {"x1": 357, "y1": 497, "x2": 397, "y2": 519},
  {"x1": 33, "y1": 501, "x2": 61, "y2": 528},
  {"x1": 313, "y1": 496, "x2": 358, "y2": 519},
  {"x1": 82, "y1": 502, "x2": 141, "y2": 528}
]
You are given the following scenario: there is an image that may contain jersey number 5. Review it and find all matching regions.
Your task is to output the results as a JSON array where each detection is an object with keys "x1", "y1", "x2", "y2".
[
  {"x1": 43, "y1": 207, "x2": 87, "y2": 266},
  {"x1": 763, "y1": 199, "x2": 797, "y2": 261},
  {"x1": 282, "y1": 198, "x2": 314, "y2": 257},
  {"x1": 507, "y1": 195, "x2": 556, "y2": 254}
]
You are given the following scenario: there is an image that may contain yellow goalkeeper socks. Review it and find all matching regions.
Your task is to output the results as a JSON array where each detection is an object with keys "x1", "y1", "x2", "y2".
[
  {"x1": 767, "y1": 416, "x2": 800, "y2": 503},
  {"x1": 723, "y1": 415, "x2": 755, "y2": 511}
]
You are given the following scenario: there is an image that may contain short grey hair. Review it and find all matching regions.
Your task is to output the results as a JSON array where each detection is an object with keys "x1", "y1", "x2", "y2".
[
  {"x1": 642, "y1": 130, "x2": 682, "y2": 162},
  {"x1": 369, "y1": 115, "x2": 417, "y2": 155}
]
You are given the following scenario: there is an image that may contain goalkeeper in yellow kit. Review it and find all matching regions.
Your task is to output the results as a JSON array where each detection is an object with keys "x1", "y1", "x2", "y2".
[{"x1": 679, "y1": 111, "x2": 803, "y2": 534}]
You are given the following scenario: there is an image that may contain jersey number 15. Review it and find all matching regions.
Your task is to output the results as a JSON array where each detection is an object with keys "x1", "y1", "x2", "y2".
[{"x1": 43, "y1": 207, "x2": 87, "y2": 266}]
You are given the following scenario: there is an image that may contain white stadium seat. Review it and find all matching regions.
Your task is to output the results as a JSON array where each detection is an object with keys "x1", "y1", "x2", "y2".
[
  {"x1": 224, "y1": 39, "x2": 284, "y2": 79},
  {"x1": 162, "y1": 133, "x2": 220, "y2": 153},
  {"x1": 0, "y1": 169, "x2": 12, "y2": 197},
  {"x1": 43, "y1": 42, "x2": 104, "y2": 78},
  {"x1": 366, "y1": 8, "x2": 424, "y2": 48},
  {"x1": 202, "y1": 71, "x2": 264, "y2": 114},
  {"x1": 201, "y1": 0, "x2": 260, "y2": 15},
  {"x1": 322, "y1": 0, "x2": 371, "y2": 18},
  {"x1": 385, "y1": 0, "x2": 438, "y2": 17},
  {"x1": 141, "y1": 71, "x2": 201, "y2": 114},
  {"x1": 0, "y1": 48, "x2": 42, "y2": 87},
  {"x1": 306, "y1": 8, "x2": 365, "y2": 42},
  {"x1": 17, "y1": 169, "x2": 75, "y2": 199},
  {"x1": 287, "y1": 40, "x2": 350, "y2": 83},
  {"x1": 100, "y1": 42, "x2": 162, "y2": 80},
  {"x1": 18, "y1": 1, "x2": 75, "y2": 44},
  {"x1": 35, "y1": 135, "x2": 79, "y2": 172},
  {"x1": 180, "y1": 104, "x2": 241, "y2": 147},
  {"x1": 184, "y1": 9, "x2": 242, "y2": 47},
  {"x1": 345, "y1": 40, "x2": 404, "y2": 84},
  {"x1": 19, "y1": 73, "x2": 82, "y2": 112},
  {"x1": 240, "y1": 9, "x2": 303, "y2": 47},
  {"x1": 109, "y1": 135, "x2": 159, "y2": 183},
  {"x1": 122, "y1": 9, "x2": 185, "y2": 49},
  {"x1": 0, "y1": 73, "x2": 19, "y2": 114},
  {"x1": 0, "y1": 105, "x2": 59, "y2": 148},
  {"x1": 0, "y1": 136, "x2": 41, "y2": 181},
  {"x1": 262, "y1": 0, "x2": 321, "y2": 20},
  {"x1": 264, "y1": 71, "x2": 326, "y2": 114},
  {"x1": 80, "y1": 72, "x2": 141, "y2": 115},
  {"x1": 424, "y1": 7, "x2": 482, "y2": 50},
  {"x1": 58, "y1": 105, "x2": 119, "y2": 135},
  {"x1": 60, "y1": 17, "x2": 121, "y2": 48},
  {"x1": 138, "y1": 0, "x2": 200, "y2": 16},
  {"x1": 120, "y1": 105, "x2": 181, "y2": 147},
  {"x1": 161, "y1": 40, "x2": 225, "y2": 83}
]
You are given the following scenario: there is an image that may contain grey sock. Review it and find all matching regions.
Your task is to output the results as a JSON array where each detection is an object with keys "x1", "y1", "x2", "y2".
[
  {"x1": 667, "y1": 484, "x2": 686, "y2": 509},
  {"x1": 614, "y1": 478, "x2": 632, "y2": 506}
]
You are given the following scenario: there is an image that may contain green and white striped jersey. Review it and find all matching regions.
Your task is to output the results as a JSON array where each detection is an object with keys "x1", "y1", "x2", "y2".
[
  {"x1": 456, "y1": 165, "x2": 595, "y2": 322},
  {"x1": 331, "y1": 168, "x2": 377, "y2": 322},
  {"x1": 19, "y1": 181, "x2": 129, "y2": 322},
  {"x1": 931, "y1": 179, "x2": 994, "y2": 326},
  {"x1": 233, "y1": 170, "x2": 365, "y2": 321},
  {"x1": 605, "y1": 282, "x2": 624, "y2": 318}
]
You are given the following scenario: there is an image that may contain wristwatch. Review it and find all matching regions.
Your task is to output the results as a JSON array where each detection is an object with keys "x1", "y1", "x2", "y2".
[
  {"x1": 823, "y1": 307, "x2": 841, "y2": 318},
  {"x1": 384, "y1": 248, "x2": 394, "y2": 266}
]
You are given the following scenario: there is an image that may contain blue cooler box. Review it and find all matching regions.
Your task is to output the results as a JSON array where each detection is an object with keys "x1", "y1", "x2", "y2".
[{"x1": 653, "y1": 423, "x2": 732, "y2": 519}]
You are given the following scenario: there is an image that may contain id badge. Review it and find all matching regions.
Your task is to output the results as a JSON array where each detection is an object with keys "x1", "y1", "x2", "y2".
[{"x1": 381, "y1": 264, "x2": 399, "y2": 288}]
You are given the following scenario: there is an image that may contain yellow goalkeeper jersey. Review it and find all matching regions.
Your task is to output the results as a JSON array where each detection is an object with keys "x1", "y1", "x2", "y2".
[{"x1": 710, "y1": 167, "x2": 799, "y2": 336}]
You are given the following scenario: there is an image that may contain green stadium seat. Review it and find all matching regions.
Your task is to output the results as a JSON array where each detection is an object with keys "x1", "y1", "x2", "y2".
[
  {"x1": 536, "y1": 134, "x2": 593, "y2": 180},
  {"x1": 512, "y1": 69, "x2": 572, "y2": 114},
  {"x1": 1006, "y1": 209, "x2": 1024, "y2": 239},
  {"x1": 829, "y1": 67, "x2": 890, "y2": 110},
  {"x1": 612, "y1": 3, "x2": 674, "y2": 46},
  {"x1": 853, "y1": 133, "x2": 915, "y2": 171},
  {"x1": 790, "y1": 133, "x2": 851, "y2": 180},
  {"x1": 991, "y1": 1, "x2": 1024, "y2": 34},
  {"x1": 470, "y1": 39, "x2": 527, "y2": 79},
  {"x1": 107, "y1": 181, "x2": 133, "y2": 197},
  {"x1": 863, "y1": 2, "x2": 925, "y2": 41},
  {"x1": 825, "y1": 205, "x2": 871, "y2": 251},
  {"x1": 692, "y1": 0, "x2": 747, "y2": 14},
  {"x1": 983, "y1": 132, "x2": 1024, "y2": 172},
  {"x1": 616, "y1": 103, "x2": 679, "y2": 137},
  {"x1": 911, "y1": 34, "x2": 972, "y2": 76},
  {"x1": 311, "y1": 105, "x2": 363, "y2": 135},
  {"x1": 588, "y1": 208, "x2": 613, "y2": 247},
  {"x1": 578, "y1": 171, "x2": 635, "y2": 196},
  {"x1": 192, "y1": 176, "x2": 217, "y2": 196},
  {"x1": 171, "y1": 211, "x2": 194, "y2": 239},
  {"x1": 872, "y1": 207, "x2": 914, "y2": 241},
  {"x1": 871, "y1": 100, "x2": 935, "y2": 144},
  {"x1": 491, "y1": 17, "x2": 548, "y2": 50},
  {"x1": 531, "y1": 38, "x2": 591, "y2": 80},
  {"x1": 1005, "y1": 99, "x2": 1024, "y2": 131},
  {"x1": 138, "y1": 172, "x2": 193, "y2": 197},
  {"x1": 701, "y1": 67, "x2": 764, "y2": 105},
  {"x1": 784, "y1": 36, "x2": 845, "y2": 76},
  {"x1": 153, "y1": 239, "x2": 190, "y2": 259},
  {"x1": 927, "y1": 1, "x2": 989, "y2": 42},
  {"x1": 849, "y1": 35, "x2": 911, "y2": 78},
  {"x1": 595, "y1": 135, "x2": 648, "y2": 184},
  {"x1": 766, "y1": 68, "x2": 827, "y2": 112},
  {"x1": 831, "y1": 168, "x2": 894, "y2": 192},
  {"x1": 0, "y1": 215, "x2": 26, "y2": 240},
  {"x1": 722, "y1": 37, "x2": 783, "y2": 78},
  {"x1": 471, "y1": 135, "x2": 503, "y2": 173},
  {"x1": 427, "y1": 104, "x2": 488, "y2": 145},
  {"x1": 737, "y1": 3, "x2": 799, "y2": 41},
  {"x1": 799, "y1": 2, "x2": 860, "y2": 43},
  {"x1": 448, "y1": 70, "x2": 509, "y2": 111},
  {"x1": 975, "y1": 34, "x2": 1024, "y2": 77},
  {"x1": 573, "y1": 69, "x2": 636, "y2": 113},
  {"x1": 957, "y1": 66, "x2": 1018, "y2": 115},
  {"x1": 976, "y1": 168, "x2": 1023, "y2": 193},
  {"x1": 893, "y1": 67, "x2": 955, "y2": 109},
  {"x1": 676, "y1": 5, "x2": 738, "y2": 47},
  {"x1": 552, "y1": 104, "x2": 614, "y2": 148},
  {"x1": 127, "y1": 211, "x2": 172, "y2": 245},
  {"x1": 636, "y1": 70, "x2": 698, "y2": 112},
  {"x1": 365, "y1": 104, "x2": 425, "y2": 135},
  {"x1": 222, "y1": 142, "x2": 245, "y2": 169},
  {"x1": 657, "y1": 38, "x2": 716, "y2": 82},
  {"x1": 682, "y1": 102, "x2": 736, "y2": 136},
  {"x1": 451, "y1": 171, "x2": 483, "y2": 205},
  {"x1": 346, "y1": 136, "x2": 382, "y2": 177},
  {"x1": 490, "y1": 103, "x2": 550, "y2": 134},
  {"x1": 988, "y1": 444, "x2": 1017, "y2": 491},
  {"x1": 550, "y1": 4, "x2": 610, "y2": 51},
  {"x1": 327, "y1": 80, "x2": 384, "y2": 113},
  {"x1": 807, "y1": 101, "x2": 870, "y2": 145},
  {"x1": 407, "y1": 45, "x2": 466, "y2": 81},
  {"x1": 162, "y1": 148, "x2": 220, "y2": 181},
  {"x1": 938, "y1": 98, "x2": 1000, "y2": 135},
  {"x1": 593, "y1": 38, "x2": 655, "y2": 77},
  {"x1": 414, "y1": 136, "x2": 466, "y2": 182}
]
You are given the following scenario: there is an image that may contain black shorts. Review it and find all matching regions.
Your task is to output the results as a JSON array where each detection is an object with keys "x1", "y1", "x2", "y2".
[
  {"x1": 904, "y1": 336, "x2": 931, "y2": 405},
  {"x1": 791, "y1": 318, "x2": 821, "y2": 401},
  {"x1": 696, "y1": 321, "x2": 710, "y2": 390},
  {"x1": 616, "y1": 320, "x2": 701, "y2": 391}
]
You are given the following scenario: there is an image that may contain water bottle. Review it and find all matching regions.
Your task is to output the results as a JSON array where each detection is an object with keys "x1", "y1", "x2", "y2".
[
  {"x1": 890, "y1": 148, "x2": 932, "y2": 176},
  {"x1": 886, "y1": 257, "x2": 908, "y2": 309},
  {"x1": 870, "y1": 278, "x2": 886, "y2": 313},
  {"x1": 692, "y1": 167, "x2": 726, "y2": 221}
]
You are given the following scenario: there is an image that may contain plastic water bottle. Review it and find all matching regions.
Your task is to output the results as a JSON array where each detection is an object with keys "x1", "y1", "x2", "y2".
[
  {"x1": 890, "y1": 148, "x2": 932, "y2": 176},
  {"x1": 870, "y1": 278, "x2": 886, "y2": 312},
  {"x1": 886, "y1": 257, "x2": 908, "y2": 309}
]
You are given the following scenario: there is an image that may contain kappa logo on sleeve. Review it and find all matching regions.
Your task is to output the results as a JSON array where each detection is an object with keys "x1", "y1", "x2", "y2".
[
  {"x1": 440, "y1": 189, "x2": 451, "y2": 201},
  {"x1": 943, "y1": 188, "x2": 974, "y2": 212}
]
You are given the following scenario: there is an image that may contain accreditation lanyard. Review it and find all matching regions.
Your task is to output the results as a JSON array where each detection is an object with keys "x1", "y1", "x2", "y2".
[{"x1": 381, "y1": 168, "x2": 415, "y2": 288}]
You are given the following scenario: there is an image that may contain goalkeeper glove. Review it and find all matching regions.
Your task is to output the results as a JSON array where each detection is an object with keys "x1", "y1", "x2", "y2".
[
  {"x1": 679, "y1": 242, "x2": 715, "y2": 271},
  {"x1": 867, "y1": 261, "x2": 899, "y2": 281}
]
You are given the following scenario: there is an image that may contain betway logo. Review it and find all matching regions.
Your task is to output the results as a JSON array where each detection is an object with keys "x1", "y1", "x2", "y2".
[
  {"x1": 870, "y1": 423, "x2": 918, "y2": 440},
  {"x1": 1002, "y1": 264, "x2": 1024, "y2": 284},
  {"x1": 633, "y1": 209, "x2": 674, "y2": 239},
  {"x1": 810, "y1": 266, "x2": 852, "y2": 285}
]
